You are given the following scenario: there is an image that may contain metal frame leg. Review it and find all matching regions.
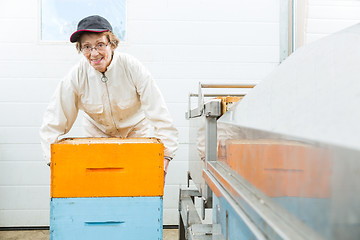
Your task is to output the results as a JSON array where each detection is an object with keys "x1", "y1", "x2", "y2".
[{"x1": 179, "y1": 212, "x2": 186, "y2": 240}]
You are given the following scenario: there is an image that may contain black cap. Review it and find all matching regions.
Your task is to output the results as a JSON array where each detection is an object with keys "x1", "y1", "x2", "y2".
[{"x1": 70, "y1": 15, "x2": 113, "y2": 43}]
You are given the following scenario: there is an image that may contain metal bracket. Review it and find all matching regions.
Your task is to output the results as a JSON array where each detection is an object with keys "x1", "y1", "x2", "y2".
[
  {"x1": 188, "y1": 224, "x2": 224, "y2": 240},
  {"x1": 186, "y1": 82, "x2": 255, "y2": 119},
  {"x1": 178, "y1": 189, "x2": 202, "y2": 240},
  {"x1": 187, "y1": 171, "x2": 192, "y2": 188},
  {"x1": 179, "y1": 188, "x2": 223, "y2": 240}
]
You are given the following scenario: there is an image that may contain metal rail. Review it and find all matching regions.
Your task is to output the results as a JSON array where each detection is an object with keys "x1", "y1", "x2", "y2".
[
  {"x1": 203, "y1": 169, "x2": 267, "y2": 240},
  {"x1": 189, "y1": 93, "x2": 246, "y2": 97},
  {"x1": 206, "y1": 161, "x2": 324, "y2": 240},
  {"x1": 200, "y1": 84, "x2": 256, "y2": 88}
]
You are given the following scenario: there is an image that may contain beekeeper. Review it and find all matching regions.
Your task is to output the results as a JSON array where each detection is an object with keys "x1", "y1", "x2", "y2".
[{"x1": 39, "y1": 15, "x2": 178, "y2": 176}]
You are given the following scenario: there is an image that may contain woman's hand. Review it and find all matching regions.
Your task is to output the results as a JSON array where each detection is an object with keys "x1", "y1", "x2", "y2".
[{"x1": 164, "y1": 157, "x2": 171, "y2": 182}]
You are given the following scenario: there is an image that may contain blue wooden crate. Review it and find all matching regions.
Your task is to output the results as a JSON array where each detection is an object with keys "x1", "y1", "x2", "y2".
[{"x1": 50, "y1": 197, "x2": 163, "y2": 240}]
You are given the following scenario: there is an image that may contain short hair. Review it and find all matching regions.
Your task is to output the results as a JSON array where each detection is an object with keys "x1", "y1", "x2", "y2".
[{"x1": 75, "y1": 31, "x2": 120, "y2": 53}]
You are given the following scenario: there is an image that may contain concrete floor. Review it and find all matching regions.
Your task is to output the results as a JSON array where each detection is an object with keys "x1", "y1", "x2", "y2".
[{"x1": 0, "y1": 229, "x2": 178, "y2": 240}]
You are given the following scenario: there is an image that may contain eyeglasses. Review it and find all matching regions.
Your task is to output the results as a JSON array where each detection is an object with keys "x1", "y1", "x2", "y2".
[{"x1": 81, "y1": 42, "x2": 110, "y2": 53}]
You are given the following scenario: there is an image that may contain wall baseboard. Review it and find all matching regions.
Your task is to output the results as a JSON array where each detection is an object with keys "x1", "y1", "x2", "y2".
[{"x1": 0, "y1": 225, "x2": 179, "y2": 231}]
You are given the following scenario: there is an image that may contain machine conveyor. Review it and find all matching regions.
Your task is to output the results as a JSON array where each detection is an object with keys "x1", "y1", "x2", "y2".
[{"x1": 179, "y1": 23, "x2": 360, "y2": 240}]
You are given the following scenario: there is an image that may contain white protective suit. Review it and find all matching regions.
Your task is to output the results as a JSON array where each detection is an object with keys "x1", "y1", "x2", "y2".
[{"x1": 40, "y1": 51, "x2": 178, "y2": 164}]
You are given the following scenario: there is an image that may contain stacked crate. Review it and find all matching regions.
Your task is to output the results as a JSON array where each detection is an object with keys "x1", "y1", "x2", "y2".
[{"x1": 50, "y1": 138, "x2": 164, "y2": 240}]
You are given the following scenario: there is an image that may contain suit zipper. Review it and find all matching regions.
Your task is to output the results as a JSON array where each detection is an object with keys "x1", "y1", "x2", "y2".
[{"x1": 101, "y1": 73, "x2": 121, "y2": 136}]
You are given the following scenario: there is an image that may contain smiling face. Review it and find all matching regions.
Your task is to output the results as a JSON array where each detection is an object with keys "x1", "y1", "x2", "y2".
[{"x1": 80, "y1": 32, "x2": 114, "y2": 73}]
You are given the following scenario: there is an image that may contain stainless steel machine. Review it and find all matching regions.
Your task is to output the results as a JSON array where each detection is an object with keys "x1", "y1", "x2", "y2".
[{"x1": 179, "y1": 24, "x2": 360, "y2": 240}]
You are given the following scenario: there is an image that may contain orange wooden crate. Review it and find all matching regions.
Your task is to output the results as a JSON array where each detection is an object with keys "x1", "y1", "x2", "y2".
[
  {"x1": 223, "y1": 139, "x2": 331, "y2": 198},
  {"x1": 51, "y1": 138, "x2": 164, "y2": 198}
]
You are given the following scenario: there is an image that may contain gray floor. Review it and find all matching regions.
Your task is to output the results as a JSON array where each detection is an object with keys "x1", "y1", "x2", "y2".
[{"x1": 0, "y1": 229, "x2": 178, "y2": 240}]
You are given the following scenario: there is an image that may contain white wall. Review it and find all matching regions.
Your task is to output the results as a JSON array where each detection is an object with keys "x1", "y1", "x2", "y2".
[
  {"x1": 0, "y1": 0, "x2": 280, "y2": 227},
  {"x1": 306, "y1": 0, "x2": 360, "y2": 43}
]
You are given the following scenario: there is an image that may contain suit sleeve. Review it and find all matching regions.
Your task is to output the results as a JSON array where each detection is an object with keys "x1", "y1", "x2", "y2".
[
  {"x1": 39, "y1": 70, "x2": 79, "y2": 164},
  {"x1": 126, "y1": 55, "x2": 178, "y2": 158}
]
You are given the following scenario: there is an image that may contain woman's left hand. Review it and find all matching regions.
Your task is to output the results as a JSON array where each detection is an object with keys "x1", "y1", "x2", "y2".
[{"x1": 164, "y1": 158, "x2": 170, "y2": 182}]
